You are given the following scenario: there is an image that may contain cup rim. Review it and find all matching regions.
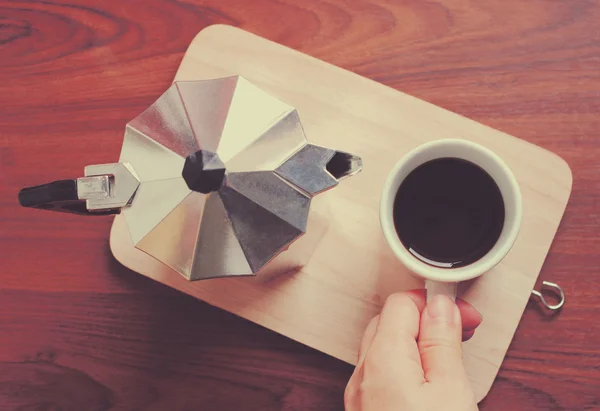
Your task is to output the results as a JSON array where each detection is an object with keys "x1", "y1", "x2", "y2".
[{"x1": 379, "y1": 139, "x2": 523, "y2": 283}]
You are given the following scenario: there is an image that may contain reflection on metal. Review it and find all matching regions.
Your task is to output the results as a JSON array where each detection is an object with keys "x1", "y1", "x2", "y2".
[
  {"x1": 122, "y1": 178, "x2": 191, "y2": 245},
  {"x1": 176, "y1": 77, "x2": 238, "y2": 153},
  {"x1": 128, "y1": 84, "x2": 199, "y2": 157},
  {"x1": 276, "y1": 144, "x2": 363, "y2": 196},
  {"x1": 216, "y1": 77, "x2": 294, "y2": 163},
  {"x1": 531, "y1": 281, "x2": 565, "y2": 311},
  {"x1": 83, "y1": 163, "x2": 140, "y2": 211},
  {"x1": 226, "y1": 172, "x2": 311, "y2": 232},
  {"x1": 220, "y1": 184, "x2": 304, "y2": 272},
  {"x1": 276, "y1": 144, "x2": 338, "y2": 195},
  {"x1": 137, "y1": 191, "x2": 207, "y2": 277},
  {"x1": 76, "y1": 176, "x2": 110, "y2": 201},
  {"x1": 226, "y1": 110, "x2": 306, "y2": 173},
  {"x1": 18, "y1": 76, "x2": 363, "y2": 281},
  {"x1": 191, "y1": 193, "x2": 252, "y2": 280},
  {"x1": 120, "y1": 126, "x2": 185, "y2": 182}
]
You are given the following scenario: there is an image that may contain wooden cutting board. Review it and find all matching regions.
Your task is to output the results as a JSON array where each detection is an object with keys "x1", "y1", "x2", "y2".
[{"x1": 110, "y1": 25, "x2": 572, "y2": 402}]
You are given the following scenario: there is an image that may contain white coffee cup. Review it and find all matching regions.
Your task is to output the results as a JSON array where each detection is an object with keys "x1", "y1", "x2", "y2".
[{"x1": 380, "y1": 139, "x2": 523, "y2": 300}]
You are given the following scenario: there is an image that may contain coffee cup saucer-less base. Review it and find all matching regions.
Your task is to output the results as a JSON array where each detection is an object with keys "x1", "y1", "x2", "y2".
[{"x1": 110, "y1": 25, "x2": 572, "y2": 403}]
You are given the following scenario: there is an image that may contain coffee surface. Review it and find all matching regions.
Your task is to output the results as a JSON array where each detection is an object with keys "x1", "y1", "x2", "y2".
[{"x1": 393, "y1": 157, "x2": 505, "y2": 268}]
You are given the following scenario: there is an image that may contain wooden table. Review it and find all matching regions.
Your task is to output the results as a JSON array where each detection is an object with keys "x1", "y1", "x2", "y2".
[{"x1": 1, "y1": 1, "x2": 599, "y2": 409}]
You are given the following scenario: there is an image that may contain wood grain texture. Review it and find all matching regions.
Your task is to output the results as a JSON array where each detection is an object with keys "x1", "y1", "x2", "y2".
[
  {"x1": 110, "y1": 24, "x2": 572, "y2": 403},
  {"x1": 1, "y1": 0, "x2": 599, "y2": 410}
]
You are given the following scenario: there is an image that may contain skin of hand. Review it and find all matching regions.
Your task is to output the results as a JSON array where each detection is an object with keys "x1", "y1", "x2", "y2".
[{"x1": 344, "y1": 290, "x2": 482, "y2": 411}]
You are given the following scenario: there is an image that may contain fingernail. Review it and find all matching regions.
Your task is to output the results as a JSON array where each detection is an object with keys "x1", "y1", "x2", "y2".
[
  {"x1": 475, "y1": 309, "x2": 483, "y2": 324},
  {"x1": 426, "y1": 295, "x2": 459, "y2": 325},
  {"x1": 464, "y1": 311, "x2": 483, "y2": 331},
  {"x1": 462, "y1": 329, "x2": 476, "y2": 342},
  {"x1": 464, "y1": 323, "x2": 478, "y2": 332}
]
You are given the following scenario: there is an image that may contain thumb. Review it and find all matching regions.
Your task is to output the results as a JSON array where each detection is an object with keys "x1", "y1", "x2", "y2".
[{"x1": 418, "y1": 294, "x2": 466, "y2": 382}]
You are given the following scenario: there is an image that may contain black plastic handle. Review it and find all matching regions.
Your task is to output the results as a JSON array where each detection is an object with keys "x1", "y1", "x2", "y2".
[{"x1": 18, "y1": 180, "x2": 118, "y2": 216}]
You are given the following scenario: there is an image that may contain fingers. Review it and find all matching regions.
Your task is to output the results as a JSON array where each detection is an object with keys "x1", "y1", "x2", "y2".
[
  {"x1": 357, "y1": 315, "x2": 379, "y2": 366},
  {"x1": 456, "y1": 298, "x2": 483, "y2": 332},
  {"x1": 418, "y1": 294, "x2": 466, "y2": 382},
  {"x1": 347, "y1": 293, "x2": 427, "y2": 409},
  {"x1": 353, "y1": 290, "x2": 482, "y2": 385},
  {"x1": 462, "y1": 329, "x2": 475, "y2": 341},
  {"x1": 403, "y1": 289, "x2": 427, "y2": 312},
  {"x1": 457, "y1": 299, "x2": 482, "y2": 341},
  {"x1": 375, "y1": 293, "x2": 421, "y2": 344},
  {"x1": 366, "y1": 293, "x2": 426, "y2": 384},
  {"x1": 356, "y1": 290, "x2": 482, "y2": 363},
  {"x1": 346, "y1": 315, "x2": 380, "y2": 409},
  {"x1": 356, "y1": 290, "x2": 426, "y2": 367},
  {"x1": 405, "y1": 290, "x2": 482, "y2": 335},
  {"x1": 347, "y1": 291, "x2": 479, "y2": 411}
]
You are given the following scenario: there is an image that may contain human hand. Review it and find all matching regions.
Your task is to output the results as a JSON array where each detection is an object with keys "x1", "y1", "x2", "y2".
[{"x1": 344, "y1": 290, "x2": 482, "y2": 411}]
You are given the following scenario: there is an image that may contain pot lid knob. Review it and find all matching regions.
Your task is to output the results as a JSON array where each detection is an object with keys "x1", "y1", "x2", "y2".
[{"x1": 182, "y1": 150, "x2": 226, "y2": 194}]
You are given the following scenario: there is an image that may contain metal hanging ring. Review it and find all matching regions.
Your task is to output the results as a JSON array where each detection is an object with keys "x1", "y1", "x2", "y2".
[{"x1": 531, "y1": 281, "x2": 565, "y2": 311}]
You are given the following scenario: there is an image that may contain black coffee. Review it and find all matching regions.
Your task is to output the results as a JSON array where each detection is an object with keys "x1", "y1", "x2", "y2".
[{"x1": 393, "y1": 157, "x2": 505, "y2": 268}]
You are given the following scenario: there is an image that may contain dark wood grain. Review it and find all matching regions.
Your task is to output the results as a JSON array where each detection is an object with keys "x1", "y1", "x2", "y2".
[{"x1": 1, "y1": 0, "x2": 599, "y2": 409}]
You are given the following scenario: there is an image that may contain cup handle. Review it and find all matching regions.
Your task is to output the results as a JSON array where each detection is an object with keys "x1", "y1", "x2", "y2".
[{"x1": 426, "y1": 280, "x2": 457, "y2": 302}]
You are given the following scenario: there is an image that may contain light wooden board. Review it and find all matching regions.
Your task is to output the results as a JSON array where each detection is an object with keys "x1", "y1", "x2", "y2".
[{"x1": 110, "y1": 25, "x2": 572, "y2": 402}]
